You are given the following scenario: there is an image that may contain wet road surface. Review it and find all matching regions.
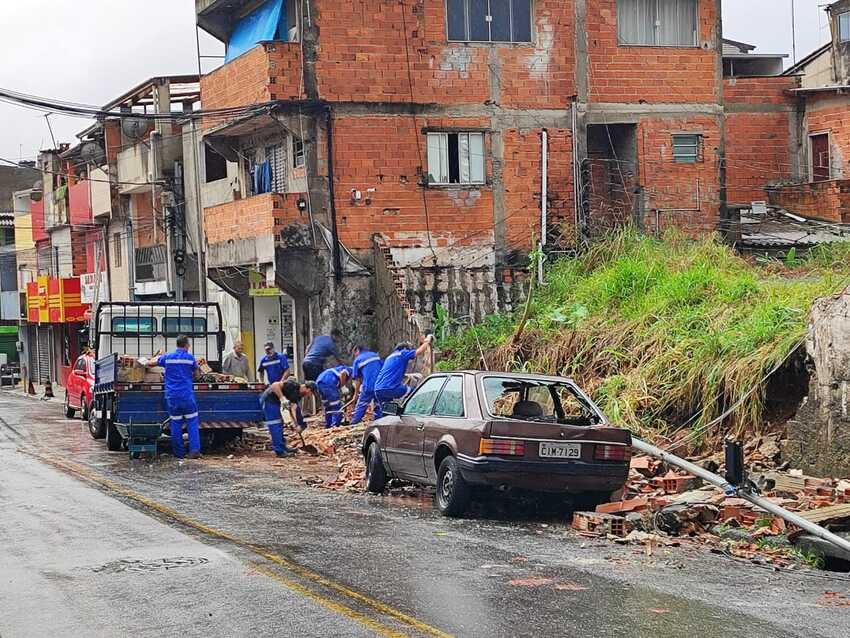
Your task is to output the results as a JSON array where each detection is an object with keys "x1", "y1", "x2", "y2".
[{"x1": 1, "y1": 389, "x2": 849, "y2": 637}]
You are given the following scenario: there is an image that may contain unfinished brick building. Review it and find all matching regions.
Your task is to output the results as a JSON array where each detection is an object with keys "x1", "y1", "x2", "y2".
[{"x1": 193, "y1": 0, "x2": 796, "y2": 368}]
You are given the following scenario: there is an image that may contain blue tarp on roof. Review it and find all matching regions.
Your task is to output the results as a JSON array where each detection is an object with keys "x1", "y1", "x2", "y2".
[{"x1": 225, "y1": 0, "x2": 286, "y2": 63}]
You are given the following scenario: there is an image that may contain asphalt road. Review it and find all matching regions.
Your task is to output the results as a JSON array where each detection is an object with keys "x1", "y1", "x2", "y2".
[{"x1": 1, "y1": 389, "x2": 849, "y2": 638}]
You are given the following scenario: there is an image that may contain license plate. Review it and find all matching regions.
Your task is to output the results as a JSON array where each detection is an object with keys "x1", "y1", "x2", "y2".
[{"x1": 539, "y1": 442, "x2": 581, "y2": 459}]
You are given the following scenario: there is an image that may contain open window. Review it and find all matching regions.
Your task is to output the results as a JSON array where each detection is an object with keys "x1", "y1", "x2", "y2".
[
  {"x1": 426, "y1": 132, "x2": 486, "y2": 186},
  {"x1": 617, "y1": 0, "x2": 698, "y2": 47},
  {"x1": 811, "y1": 133, "x2": 831, "y2": 182},
  {"x1": 204, "y1": 144, "x2": 228, "y2": 183},
  {"x1": 482, "y1": 376, "x2": 603, "y2": 426}
]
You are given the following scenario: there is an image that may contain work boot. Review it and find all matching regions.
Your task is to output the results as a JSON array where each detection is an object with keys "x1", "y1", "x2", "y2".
[
  {"x1": 187, "y1": 451, "x2": 203, "y2": 460},
  {"x1": 275, "y1": 450, "x2": 295, "y2": 458}
]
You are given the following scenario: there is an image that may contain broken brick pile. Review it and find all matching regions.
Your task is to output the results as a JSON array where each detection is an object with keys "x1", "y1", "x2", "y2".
[{"x1": 573, "y1": 433, "x2": 850, "y2": 566}]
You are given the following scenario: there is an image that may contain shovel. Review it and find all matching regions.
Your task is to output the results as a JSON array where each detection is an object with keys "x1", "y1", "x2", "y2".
[{"x1": 292, "y1": 428, "x2": 319, "y2": 456}]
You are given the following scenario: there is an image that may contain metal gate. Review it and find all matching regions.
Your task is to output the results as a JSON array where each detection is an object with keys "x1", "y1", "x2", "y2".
[{"x1": 36, "y1": 326, "x2": 51, "y2": 384}]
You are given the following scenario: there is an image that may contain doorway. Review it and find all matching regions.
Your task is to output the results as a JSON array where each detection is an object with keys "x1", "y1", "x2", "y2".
[
  {"x1": 584, "y1": 124, "x2": 639, "y2": 235},
  {"x1": 810, "y1": 133, "x2": 830, "y2": 182}
]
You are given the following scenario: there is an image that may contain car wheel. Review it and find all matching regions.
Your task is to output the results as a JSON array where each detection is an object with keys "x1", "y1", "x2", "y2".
[
  {"x1": 365, "y1": 442, "x2": 387, "y2": 494},
  {"x1": 435, "y1": 455, "x2": 470, "y2": 517},
  {"x1": 88, "y1": 407, "x2": 106, "y2": 440},
  {"x1": 64, "y1": 392, "x2": 76, "y2": 419},
  {"x1": 106, "y1": 420, "x2": 122, "y2": 451}
]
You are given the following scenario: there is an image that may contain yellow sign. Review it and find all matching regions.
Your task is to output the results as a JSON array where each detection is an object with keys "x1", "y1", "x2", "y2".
[{"x1": 248, "y1": 269, "x2": 281, "y2": 297}]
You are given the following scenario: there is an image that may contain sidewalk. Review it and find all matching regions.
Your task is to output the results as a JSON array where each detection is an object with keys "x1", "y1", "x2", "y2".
[{"x1": 0, "y1": 381, "x2": 64, "y2": 401}]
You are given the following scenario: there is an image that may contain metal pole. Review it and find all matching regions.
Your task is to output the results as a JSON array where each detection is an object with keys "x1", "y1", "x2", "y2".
[
  {"x1": 632, "y1": 437, "x2": 850, "y2": 556},
  {"x1": 191, "y1": 120, "x2": 208, "y2": 301},
  {"x1": 539, "y1": 129, "x2": 548, "y2": 286},
  {"x1": 791, "y1": 0, "x2": 798, "y2": 65}
]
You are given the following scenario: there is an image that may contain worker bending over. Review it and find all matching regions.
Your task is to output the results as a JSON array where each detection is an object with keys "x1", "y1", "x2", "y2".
[
  {"x1": 316, "y1": 365, "x2": 353, "y2": 428},
  {"x1": 152, "y1": 335, "x2": 201, "y2": 460},
  {"x1": 258, "y1": 341, "x2": 290, "y2": 384},
  {"x1": 374, "y1": 336, "x2": 433, "y2": 404},
  {"x1": 350, "y1": 345, "x2": 383, "y2": 425},
  {"x1": 302, "y1": 330, "x2": 343, "y2": 381},
  {"x1": 260, "y1": 379, "x2": 317, "y2": 457}
]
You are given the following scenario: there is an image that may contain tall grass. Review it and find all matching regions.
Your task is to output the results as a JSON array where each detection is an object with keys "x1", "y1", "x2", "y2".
[{"x1": 440, "y1": 229, "x2": 850, "y2": 443}]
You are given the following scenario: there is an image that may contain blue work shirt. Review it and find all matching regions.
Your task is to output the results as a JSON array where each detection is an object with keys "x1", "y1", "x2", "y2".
[
  {"x1": 317, "y1": 365, "x2": 352, "y2": 389},
  {"x1": 352, "y1": 351, "x2": 382, "y2": 392},
  {"x1": 303, "y1": 335, "x2": 339, "y2": 366},
  {"x1": 374, "y1": 349, "x2": 417, "y2": 391},
  {"x1": 258, "y1": 352, "x2": 289, "y2": 383},
  {"x1": 156, "y1": 348, "x2": 198, "y2": 402}
]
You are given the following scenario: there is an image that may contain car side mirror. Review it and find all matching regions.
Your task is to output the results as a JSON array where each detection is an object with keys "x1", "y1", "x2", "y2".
[{"x1": 382, "y1": 402, "x2": 402, "y2": 416}]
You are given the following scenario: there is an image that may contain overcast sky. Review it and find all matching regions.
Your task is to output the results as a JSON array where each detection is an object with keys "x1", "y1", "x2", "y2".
[{"x1": 0, "y1": 0, "x2": 833, "y2": 161}]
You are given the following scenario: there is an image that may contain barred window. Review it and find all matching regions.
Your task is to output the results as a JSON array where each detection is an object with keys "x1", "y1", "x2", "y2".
[{"x1": 671, "y1": 134, "x2": 702, "y2": 163}]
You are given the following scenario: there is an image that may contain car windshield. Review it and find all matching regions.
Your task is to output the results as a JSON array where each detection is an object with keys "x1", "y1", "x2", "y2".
[{"x1": 482, "y1": 376, "x2": 602, "y2": 426}]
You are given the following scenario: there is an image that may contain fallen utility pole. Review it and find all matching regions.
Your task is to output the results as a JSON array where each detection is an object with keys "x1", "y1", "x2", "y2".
[{"x1": 632, "y1": 437, "x2": 850, "y2": 557}]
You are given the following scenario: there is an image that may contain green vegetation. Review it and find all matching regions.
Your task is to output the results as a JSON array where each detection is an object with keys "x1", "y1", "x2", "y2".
[{"x1": 439, "y1": 229, "x2": 850, "y2": 442}]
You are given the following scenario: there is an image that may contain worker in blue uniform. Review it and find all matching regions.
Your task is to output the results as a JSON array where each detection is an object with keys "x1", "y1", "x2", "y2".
[
  {"x1": 257, "y1": 341, "x2": 290, "y2": 384},
  {"x1": 152, "y1": 335, "x2": 202, "y2": 460},
  {"x1": 374, "y1": 336, "x2": 433, "y2": 404},
  {"x1": 350, "y1": 345, "x2": 383, "y2": 425},
  {"x1": 316, "y1": 365, "x2": 353, "y2": 428},
  {"x1": 302, "y1": 329, "x2": 343, "y2": 381},
  {"x1": 260, "y1": 379, "x2": 317, "y2": 457}
]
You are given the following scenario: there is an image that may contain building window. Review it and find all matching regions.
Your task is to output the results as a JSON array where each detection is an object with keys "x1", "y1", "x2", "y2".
[
  {"x1": 204, "y1": 144, "x2": 228, "y2": 183},
  {"x1": 671, "y1": 134, "x2": 702, "y2": 163},
  {"x1": 811, "y1": 133, "x2": 831, "y2": 182},
  {"x1": 617, "y1": 0, "x2": 698, "y2": 47},
  {"x1": 113, "y1": 233, "x2": 122, "y2": 268},
  {"x1": 426, "y1": 132, "x2": 486, "y2": 185},
  {"x1": 293, "y1": 138, "x2": 305, "y2": 168},
  {"x1": 446, "y1": 0, "x2": 533, "y2": 43},
  {"x1": 839, "y1": 12, "x2": 850, "y2": 42}
]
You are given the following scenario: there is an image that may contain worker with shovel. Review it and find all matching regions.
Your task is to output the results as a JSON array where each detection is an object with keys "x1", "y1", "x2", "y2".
[
  {"x1": 260, "y1": 379, "x2": 317, "y2": 458},
  {"x1": 316, "y1": 365, "x2": 353, "y2": 428}
]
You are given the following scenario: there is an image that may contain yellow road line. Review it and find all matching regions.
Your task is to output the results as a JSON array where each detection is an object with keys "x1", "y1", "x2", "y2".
[
  {"x1": 250, "y1": 563, "x2": 409, "y2": 638},
  {"x1": 31, "y1": 453, "x2": 453, "y2": 638}
]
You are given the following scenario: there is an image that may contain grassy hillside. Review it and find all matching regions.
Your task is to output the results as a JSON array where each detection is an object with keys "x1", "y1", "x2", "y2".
[{"x1": 439, "y1": 230, "x2": 850, "y2": 443}]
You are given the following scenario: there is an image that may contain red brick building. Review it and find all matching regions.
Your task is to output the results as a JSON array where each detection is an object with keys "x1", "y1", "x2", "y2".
[{"x1": 193, "y1": 0, "x2": 799, "y2": 361}]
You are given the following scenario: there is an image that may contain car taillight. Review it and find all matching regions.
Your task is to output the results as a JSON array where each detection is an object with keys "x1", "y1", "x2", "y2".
[
  {"x1": 479, "y1": 439, "x2": 525, "y2": 456},
  {"x1": 594, "y1": 444, "x2": 630, "y2": 462}
]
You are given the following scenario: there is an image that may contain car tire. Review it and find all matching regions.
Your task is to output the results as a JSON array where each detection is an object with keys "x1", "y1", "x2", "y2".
[
  {"x1": 365, "y1": 442, "x2": 387, "y2": 494},
  {"x1": 436, "y1": 455, "x2": 470, "y2": 517},
  {"x1": 106, "y1": 420, "x2": 122, "y2": 451},
  {"x1": 64, "y1": 392, "x2": 76, "y2": 419},
  {"x1": 88, "y1": 407, "x2": 106, "y2": 440}
]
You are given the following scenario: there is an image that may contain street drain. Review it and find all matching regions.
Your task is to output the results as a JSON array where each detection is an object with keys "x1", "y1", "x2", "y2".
[{"x1": 93, "y1": 556, "x2": 209, "y2": 574}]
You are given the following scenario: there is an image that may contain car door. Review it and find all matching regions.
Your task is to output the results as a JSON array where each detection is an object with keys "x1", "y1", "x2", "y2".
[
  {"x1": 423, "y1": 375, "x2": 466, "y2": 483},
  {"x1": 68, "y1": 357, "x2": 86, "y2": 408},
  {"x1": 386, "y1": 376, "x2": 447, "y2": 480}
]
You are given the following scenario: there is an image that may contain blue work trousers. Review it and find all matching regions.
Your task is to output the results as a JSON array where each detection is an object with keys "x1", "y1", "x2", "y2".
[
  {"x1": 261, "y1": 399, "x2": 288, "y2": 454},
  {"x1": 167, "y1": 396, "x2": 200, "y2": 459},
  {"x1": 375, "y1": 385, "x2": 411, "y2": 404},
  {"x1": 317, "y1": 381, "x2": 343, "y2": 428},
  {"x1": 351, "y1": 388, "x2": 382, "y2": 425}
]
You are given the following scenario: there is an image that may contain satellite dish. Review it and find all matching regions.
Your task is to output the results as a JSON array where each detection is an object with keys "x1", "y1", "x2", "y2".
[
  {"x1": 121, "y1": 117, "x2": 150, "y2": 141},
  {"x1": 80, "y1": 141, "x2": 106, "y2": 166}
]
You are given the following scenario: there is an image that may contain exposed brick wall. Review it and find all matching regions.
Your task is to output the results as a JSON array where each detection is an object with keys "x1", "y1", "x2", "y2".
[
  {"x1": 70, "y1": 229, "x2": 89, "y2": 277},
  {"x1": 638, "y1": 115, "x2": 722, "y2": 233},
  {"x1": 502, "y1": 128, "x2": 574, "y2": 250},
  {"x1": 586, "y1": 0, "x2": 719, "y2": 104},
  {"x1": 201, "y1": 43, "x2": 303, "y2": 119},
  {"x1": 768, "y1": 180, "x2": 850, "y2": 223},
  {"x1": 332, "y1": 114, "x2": 496, "y2": 251},
  {"x1": 131, "y1": 193, "x2": 158, "y2": 249},
  {"x1": 313, "y1": 0, "x2": 574, "y2": 108},
  {"x1": 723, "y1": 76, "x2": 799, "y2": 105},
  {"x1": 205, "y1": 192, "x2": 306, "y2": 245},
  {"x1": 805, "y1": 96, "x2": 850, "y2": 180}
]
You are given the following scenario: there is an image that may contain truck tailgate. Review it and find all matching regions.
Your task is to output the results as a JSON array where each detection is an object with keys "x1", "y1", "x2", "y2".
[{"x1": 113, "y1": 385, "x2": 265, "y2": 426}]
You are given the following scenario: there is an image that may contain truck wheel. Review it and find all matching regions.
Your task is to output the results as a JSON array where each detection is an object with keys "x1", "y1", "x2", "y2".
[
  {"x1": 106, "y1": 420, "x2": 122, "y2": 451},
  {"x1": 64, "y1": 392, "x2": 76, "y2": 419},
  {"x1": 88, "y1": 408, "x2": 106, "y2": 439},
  {"x1": 436, "y1": 455, "x2": 471, "y2": 517},
  {"x1": 365, "y1": 442, "x2": 387, "y2": 494}
]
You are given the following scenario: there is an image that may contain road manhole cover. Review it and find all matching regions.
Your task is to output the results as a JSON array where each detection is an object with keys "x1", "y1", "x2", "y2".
[{"x1": 92, "y1": 556, "x2": 209, "y2": 574}]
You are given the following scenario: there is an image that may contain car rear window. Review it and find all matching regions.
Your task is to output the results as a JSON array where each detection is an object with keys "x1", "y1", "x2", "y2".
[{"x1": 482, "y1": 376, "x2": 601, "y2": 426}]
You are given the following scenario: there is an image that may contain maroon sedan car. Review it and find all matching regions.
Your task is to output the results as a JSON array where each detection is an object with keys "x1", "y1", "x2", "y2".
[{"x1": 362, "y1": 371, "x2": 631, "y2": 516}]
